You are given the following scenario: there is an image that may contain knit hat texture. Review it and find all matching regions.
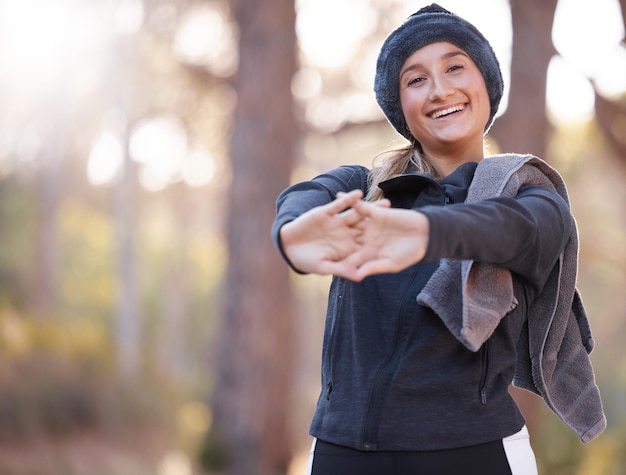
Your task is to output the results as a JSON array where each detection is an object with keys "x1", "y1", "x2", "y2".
[{"x1": 374, "y1": 3, "x2": 504, "y2": 142}]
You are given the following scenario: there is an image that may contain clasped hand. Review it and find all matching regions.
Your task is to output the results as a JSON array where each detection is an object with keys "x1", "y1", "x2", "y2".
[{"x1": 279, "y1": 190, "x2": 430, "y2": 282}]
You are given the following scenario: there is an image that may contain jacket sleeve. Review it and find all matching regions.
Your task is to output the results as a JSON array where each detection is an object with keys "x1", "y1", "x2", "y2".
[
  {"x1": 419, "y1": 185, "x2": 573, "y2": 297},
  {"x1": 271, "y1": 165, "x2": 370, "y2": 272}
]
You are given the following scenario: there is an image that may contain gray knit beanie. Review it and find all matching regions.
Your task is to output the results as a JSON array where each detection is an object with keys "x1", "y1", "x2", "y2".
[{"x1": 374, "y1": 3, "x2": 504, "y2": 142}]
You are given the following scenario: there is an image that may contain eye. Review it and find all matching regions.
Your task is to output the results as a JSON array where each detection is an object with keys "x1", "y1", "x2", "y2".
[
  {"x1": 447, "y1": 64, "x2": 464, "y2": 73},
  {"x1": 407, "y1": 76, "x2": 426, "y2": 86}
]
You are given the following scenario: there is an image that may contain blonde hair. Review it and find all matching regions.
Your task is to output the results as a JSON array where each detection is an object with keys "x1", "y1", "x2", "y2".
[{"x1": 365, "y1": 144, "x2": 442, "y2": 202}]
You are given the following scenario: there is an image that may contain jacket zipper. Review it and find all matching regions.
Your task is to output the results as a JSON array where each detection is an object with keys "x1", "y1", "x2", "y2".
[
  {"x1": 361, "y1": 267, "x2": 420, "y2": 451},
  {"x1": 479, "y1": 340, "x2": 490, "y2": 404}
]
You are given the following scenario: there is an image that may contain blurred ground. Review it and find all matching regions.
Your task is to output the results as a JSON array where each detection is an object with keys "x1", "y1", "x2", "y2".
[
  {"x1": 0, "y1": 429, "x2": 310, "y2": 475},
  {"x1": 0, "y1": 428, "x2": 176, "y2": 475}
]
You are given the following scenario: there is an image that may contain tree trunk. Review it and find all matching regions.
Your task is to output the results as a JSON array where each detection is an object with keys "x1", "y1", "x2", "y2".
[
  {"x1": 594, "y1": 90, "x2": 626, "y2": 161},
  {"x1": 210, "y1": 0, "x2": 298, "y2": 474},
  {"x1": 490, "y1": 0, "x2": 559, "y2": 438},
  {"x1": 490, "y1": 0, "x2": 557, "y2": 157}
]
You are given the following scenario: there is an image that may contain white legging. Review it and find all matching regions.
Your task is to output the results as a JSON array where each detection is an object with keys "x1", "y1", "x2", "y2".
[{"x1": 502, "y1": 425, "x2": 539, "y2": 475}]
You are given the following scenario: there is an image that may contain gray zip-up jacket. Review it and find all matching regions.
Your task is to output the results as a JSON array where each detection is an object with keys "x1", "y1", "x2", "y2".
[{"x1": 272, "y1": 155, "x2": 604, "y2": 451}]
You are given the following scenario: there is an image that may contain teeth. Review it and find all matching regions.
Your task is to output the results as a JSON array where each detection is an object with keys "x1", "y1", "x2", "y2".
[{"x1": 431, "y1": 105, "x2": 465, "y2": 118}]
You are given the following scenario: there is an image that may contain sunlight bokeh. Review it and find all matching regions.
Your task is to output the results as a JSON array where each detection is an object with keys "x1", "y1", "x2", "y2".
[
  {"x1": 546, "y1": 56, "x2": 596, "y2": 124},
  {"x1": 114, "y1": 0, "x2": 144, "y2": 35},
  {"x1": 0, "y1": 0, "x2": 108, "y2": 94},
  {"x1": 296, "y1": 0, "x2": 378, "y2": 69},
  {"x1": 157, "y1": 451, "x2": 193, "y2": 475},
  {"x1": 173, "y1": 2, "x2": 238, "y2": 77},
  {"x1": 550, "y1": 0, "x2": 626, "y2": 123},
  {"x1": 87, "y1": 132, "x2": 124, "y2": 186},
  {"x1": 553, "y1": 0, "x2": 626, "y2": 94},
  {"x1": 291, "y1": 68, "x2": 323, "y2": 101},
  {"x1": 182, "y1": 149, "x2": 217, "y2": 188},
  {"x1": 129, "y1": 116, "x2": 188, "y2": 191}
]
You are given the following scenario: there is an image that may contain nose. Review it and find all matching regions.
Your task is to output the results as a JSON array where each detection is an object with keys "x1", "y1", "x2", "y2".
[{"x1": 428, "y1": 75, "x2": 454, "y2": 101}]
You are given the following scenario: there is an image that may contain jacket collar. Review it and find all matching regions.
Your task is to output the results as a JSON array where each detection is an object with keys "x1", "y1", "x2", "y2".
[{"x1": 378, "y1": 161, "x2": 478, "y2": 208}]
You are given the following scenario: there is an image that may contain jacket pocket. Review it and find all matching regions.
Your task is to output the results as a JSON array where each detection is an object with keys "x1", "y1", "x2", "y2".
[
  {"x1": 478, "y1": 340, "x2": 490, "y2": 405},
  {"x1": 322, "y1": 278, "x2": 346, "y2": 401}
]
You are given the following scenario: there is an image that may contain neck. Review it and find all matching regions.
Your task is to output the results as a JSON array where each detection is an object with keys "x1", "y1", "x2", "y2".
[{"x1": 422, "y1": 140, "x2": 485, "y2": 177}]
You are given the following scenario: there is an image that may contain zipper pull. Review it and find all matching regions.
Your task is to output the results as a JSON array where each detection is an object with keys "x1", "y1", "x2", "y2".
[{"x1": 480, "y1": 388, "x2": 487, "y2": 405}]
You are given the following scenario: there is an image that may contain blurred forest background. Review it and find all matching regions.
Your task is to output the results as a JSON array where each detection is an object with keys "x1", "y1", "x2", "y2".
[{"x1": 0, "y1": 0, "x2": 624, "y2": 474}]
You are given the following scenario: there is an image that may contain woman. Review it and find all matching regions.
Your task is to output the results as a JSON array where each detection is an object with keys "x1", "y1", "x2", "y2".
[{"x1": 272, "y1": 4, "x2": 605, "y2": 474}]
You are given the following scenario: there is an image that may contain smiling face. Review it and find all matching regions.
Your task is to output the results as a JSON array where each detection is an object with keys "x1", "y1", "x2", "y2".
[{"x1": 399, "y1": 41, "x2": 491, "y2": 172}]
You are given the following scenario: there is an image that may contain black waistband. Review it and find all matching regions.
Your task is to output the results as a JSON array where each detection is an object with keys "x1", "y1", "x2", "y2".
[{"x1": 311, "y1": 438, "x2": 512, "y2": 475}]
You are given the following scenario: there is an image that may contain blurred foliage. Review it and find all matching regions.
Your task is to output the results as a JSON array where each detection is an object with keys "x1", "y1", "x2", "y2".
[
  {"x1": 0, "y1": 309, "x2": 163, "y2": 436},
  {"x1": 0, "y1": 305, "x2": 217, "y2": 474},
  {"x1": 534, "y1": 407, "x2": 626, "y2": 475},
  {"x1": 0, "y1": 181, "x2": 36, "y2": 309}
]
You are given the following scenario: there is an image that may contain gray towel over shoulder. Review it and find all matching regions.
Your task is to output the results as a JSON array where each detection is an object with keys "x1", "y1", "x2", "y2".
[{"x1": 417, "y1": 153, "x2": 606, "y2": 443}]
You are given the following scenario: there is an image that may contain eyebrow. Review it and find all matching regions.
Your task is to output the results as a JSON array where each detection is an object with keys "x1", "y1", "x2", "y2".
[{"x1": 399, "y1": 50, "x2": 470, "y2": 80}]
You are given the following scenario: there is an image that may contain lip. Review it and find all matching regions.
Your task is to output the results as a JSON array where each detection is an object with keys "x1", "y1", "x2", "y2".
[{"x1": 428, "y1": 103, "x2": 467, "y2": 119}]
